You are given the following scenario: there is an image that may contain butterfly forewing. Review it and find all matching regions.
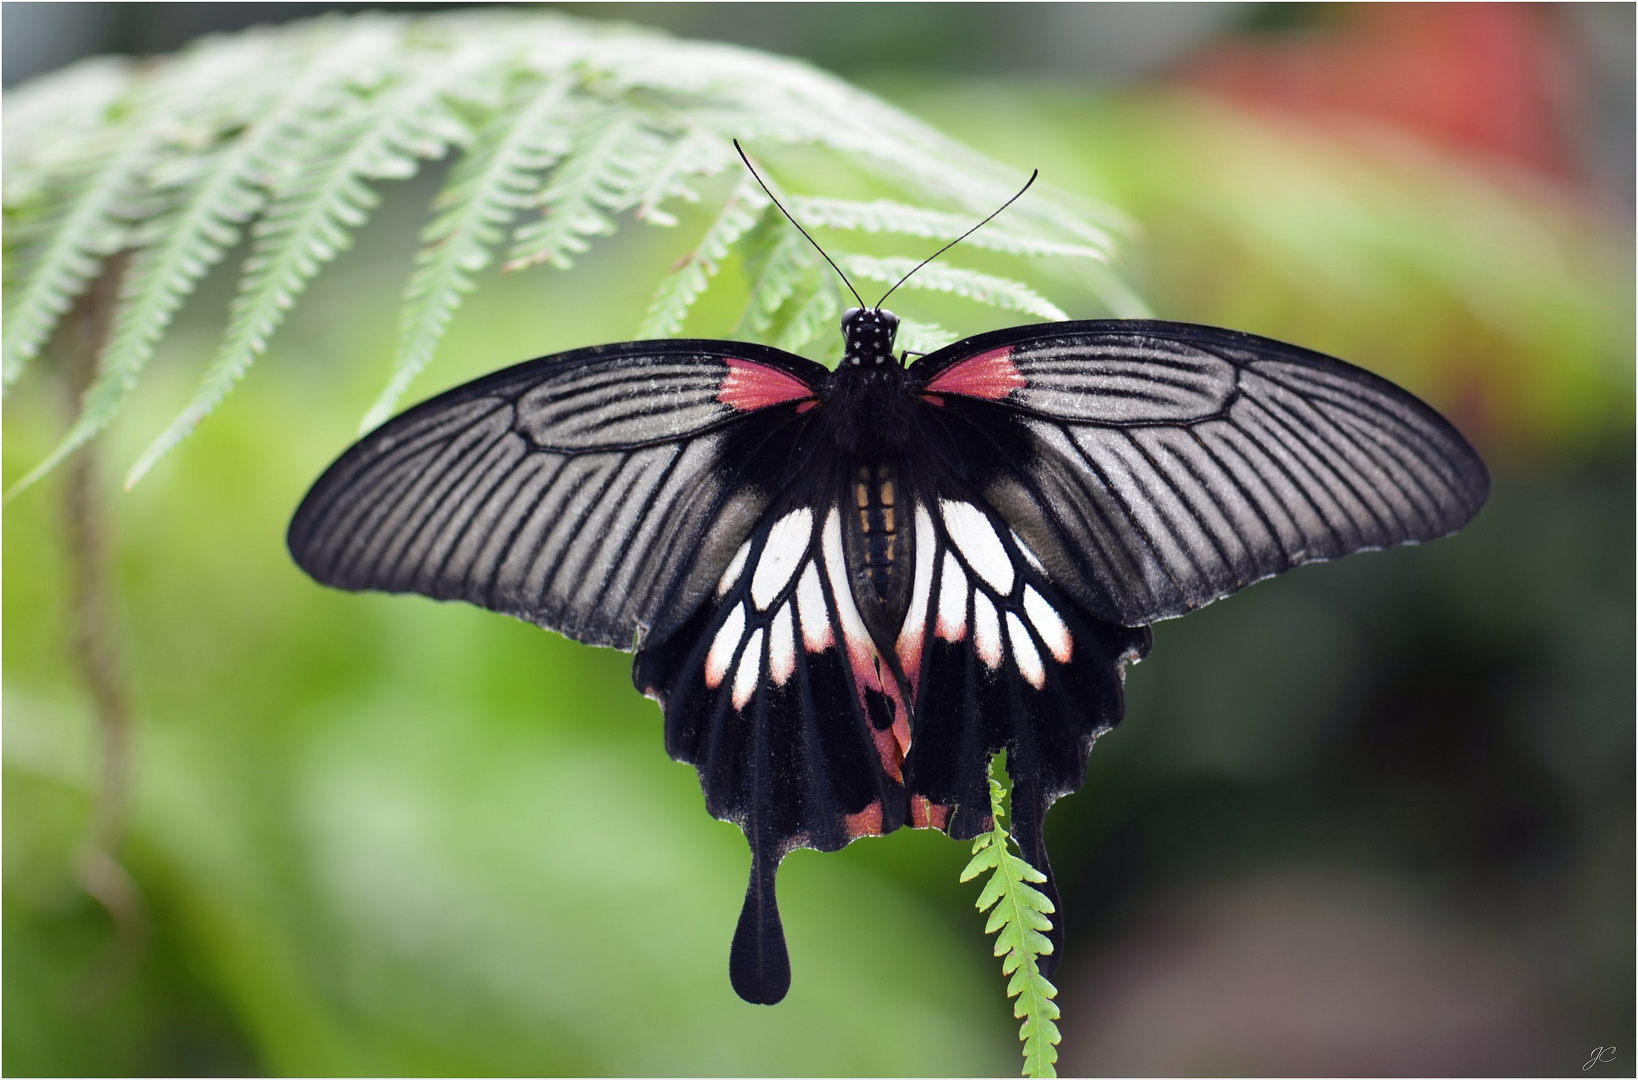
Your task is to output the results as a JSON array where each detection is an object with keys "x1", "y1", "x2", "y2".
[
  {"x1": 910, "y1": 320, "x2": 1489, "y2": 627},
  {"x1": 288, "y1": 341, "x2": 823, "y2": 649}
]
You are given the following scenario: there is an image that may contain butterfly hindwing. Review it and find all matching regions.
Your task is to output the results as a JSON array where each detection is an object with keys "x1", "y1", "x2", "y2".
[
  {"x1": 912, "y1": 320, "x2": 1490, "y2": 627},
  {"x1": 891, "y1": 495, "x2": 1151, "y2": 976},
  {"x1": 896, "y1": 319, "x2": 1487, "y2": 966},
  {"x1": 288, "y1": 341, "x2": 825, "y2": 649},
  {"x1": 634, "y1": 492, "x2": 914, "y2": 1005}
]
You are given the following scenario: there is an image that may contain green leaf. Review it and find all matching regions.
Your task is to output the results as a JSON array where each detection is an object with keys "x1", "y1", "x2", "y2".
[
  {"x1": 897, "y1": 317, "x2": 959, "y2": 355},
  {"x1": 7, "y1": 21, "x2": 396, "y2": 495},
  {"x1": 839, "y1": 254, "x2": 1069, "y2": 322},
  {"x1": 636, "y1": 175, "x2": 768, "y2": 338},
  {"x1": 363, "y1": 76, "x2": 580, "y2": 432},
  {"x1": 2, "y1": 100, "x2": 152, "y2": 390},
  {"x1": 125, "y1": 41, "x2": 484, "y2": 486},
  {"x1": 736, "y1": 224, "x2": 815, "y2": 337},
  {"x1": 502, "y1": 108, "x2": 669, "y2": 273},
  {"x1": 787, "y1": 195, "x2": 1112, "y2": 261},
  {"x1": 2, "y1": 9, "x2": 1139, "y2": 486},
  {"x1": 773, "y1": 278, "x2": 841, "y2": 357},
  {"x1": 631, "y1": 127, "x2": 736, "y2": 227},
  {"x1": 965, "y1": 753, "x2": 1063, "y2": 1078}
]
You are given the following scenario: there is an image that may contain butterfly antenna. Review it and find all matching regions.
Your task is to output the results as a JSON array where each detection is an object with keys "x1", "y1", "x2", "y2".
[
  {"x1": 734, "y1": 139, "x2": 866, "y2": 309},
  {"x1": 874, "y1": 169, "x2": 1039, "y2": 310}
]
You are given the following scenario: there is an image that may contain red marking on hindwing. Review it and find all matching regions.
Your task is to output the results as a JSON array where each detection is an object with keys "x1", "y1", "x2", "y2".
[
  {"x1": 923, "y1": 346, "x2": 1025, "y2": 401},
  {"x1": 871, "y1": 724, "x2": 904, "y2": 784},
  {"x1": 896, "y1": 627, "x2": 924, "y2": 699},
  {"x1": 923, "y1": 345, "x2": 1022, "y2": 401},
  {"x1": 853, "y1": 654, "x2": 912, "y2": 784},
  {"x1": 845, "y1": 801, "x2": 884, "y2": 839},
  {"x1": 910, "y1": 797, "x2": 951, "y2": 831},
  {"x1": 717, "y1": 359, "x2": 815, "y2": 411}
]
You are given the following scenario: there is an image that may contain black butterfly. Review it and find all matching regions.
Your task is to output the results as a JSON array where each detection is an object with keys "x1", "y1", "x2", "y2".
[{"x1": 287, "y1": 163, "x2": 1488, "y2": 1007}]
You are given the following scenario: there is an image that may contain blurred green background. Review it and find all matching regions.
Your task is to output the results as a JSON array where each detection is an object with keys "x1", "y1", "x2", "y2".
[{"x1": 4, "y1": 3, "x2": 1633, "y2": 1075}]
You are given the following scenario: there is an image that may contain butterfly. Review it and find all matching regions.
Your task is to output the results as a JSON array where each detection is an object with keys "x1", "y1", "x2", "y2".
[{"x1": 287, "y1": 155, "x2": 1489, "y2": 1006}]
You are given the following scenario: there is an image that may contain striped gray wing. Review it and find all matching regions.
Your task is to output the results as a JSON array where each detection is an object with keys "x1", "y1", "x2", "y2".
[
  {"x1": 915, "y1": 320, "x2": 1489, "y2": 626},
  {"x1": 288, "y1": 340, "x2": 822, "y2": 649}
]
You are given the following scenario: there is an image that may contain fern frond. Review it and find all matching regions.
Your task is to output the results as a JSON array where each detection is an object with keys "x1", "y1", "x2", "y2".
[
  {"x1": 125, "y1": 45, "x2": 484, "y2": 486},
  {"x1": 2, "y1": 115, "x2": 150, "y2": 389},
  {"x1": 637, "y1": 175, "x2": 768, "y2": 338},
  {"x1": 364, "y1": 77, "x2": 580, "y2": 431},
  {"x1": 772, "y1": 274, "x2": 841, "y2": 357},
  {"x1": 960, "y1": 754, "x2": 1062, "y2": 1079},
  {"x1": 4, "y1": 9, "x2": 1140, "y2": 483},
  {"x1": 0, "y1": 23, "x2": 345, "y2": 392},
  {"x1": 737, "y1": 225, "x2": 817, "y2": 338},
  {"x1": 6, "y1": 21, "x2": 400, "y2": 493},
  {"x1": 788, "y1": 196, "x2": 1111, "y2": 261},
  {"x1": 631, "y1": 127, "x2": 736, "y2": 226},
  {"x1": 840, "y1": 255, "x2": 1069, "y2": 322},
  {"x1": 896, "y1": 317, "x2": 959, "y2": 355},
  {"x1": 2, "y1": 58, "x2": 132, "y2": 205},
  {"x1": 502, "y1": 109, "x2": 669, "y2": 272}
]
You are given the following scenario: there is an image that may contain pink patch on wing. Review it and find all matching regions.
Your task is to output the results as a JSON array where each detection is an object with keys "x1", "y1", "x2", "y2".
[
  {"x1": 871, "y1": 725, "x2": 904, "y2": 784},
  {"x1": 910, "y1": 797, "x2": 951, "y2": 831},
  {"x1": 850, "y1": 650, "x2": 912, "y2": 784},
  {"x1": 896, "y1": 627, "x2": 925, "y2": 698},
  {"x1": 717, "y1": 359, "x2": 814, "y2": 411},
  {"x1": 923, "y1": 346, "x2": 1025, "y2": 401},
  {"x1": 846, "y1": 645, "x2": 912, "y2": 783},
  {"x1": 845, "y1": 801, "x2": 884, "y2": 839}
]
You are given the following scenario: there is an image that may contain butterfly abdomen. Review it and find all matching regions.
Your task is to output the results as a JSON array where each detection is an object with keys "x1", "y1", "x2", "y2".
[
  {"x1": 854, "y1": 463, "x2": 900, "y2": 600},
  {"x1": 841, "y1": 457, "x2": 917, "y2": 641}
]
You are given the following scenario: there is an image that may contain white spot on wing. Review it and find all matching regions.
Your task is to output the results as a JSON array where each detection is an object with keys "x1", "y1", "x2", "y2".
[
  {"x1": 936, "y1": 552, "x2": 968, "y2": 641},
  {"x1": 942, "y1": 500, "x2": 1014, "y2": 594},
  {"x1": 706, "y1": 602, "x2": 746, "y2": 687},
  {"x1": 717, "y1": 540, "x2": 750, "y2": 597},
  {"x1": 1012, "y1": 529, "x2": 1045, "y2": 573},
  {"x1": 733, "y1": 627, "x2": 763, "y2": 709},
  {"x1": 896, "y1": 506, "x2": 937, "y2": 667},
  {"x1": 750, "y1": 507, "x2": 813, "y2": 609},
  {"x1": 822, "y1": 508, "x2": 876, "y2": 678},
  {"x1": 1007, "y1": 612, "x2": 1044, "y2": 688},
  {"x1": 795, "y1": 562, "x2": 832, "y2": 650},
  {"x1": 973, "y1": 592, "x2": 1002, "y2": 669},
  {"x1": 1023, "y1": 586, "x2": 1072, "y2": 663},
  {"x1": 769, "y1": 602, "x2": 795, "y2": 685}
]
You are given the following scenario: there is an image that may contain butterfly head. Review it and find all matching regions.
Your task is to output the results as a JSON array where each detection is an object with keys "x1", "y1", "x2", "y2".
[{"x1": 841, "y1": 307, "x2": 899, "y2": 367}]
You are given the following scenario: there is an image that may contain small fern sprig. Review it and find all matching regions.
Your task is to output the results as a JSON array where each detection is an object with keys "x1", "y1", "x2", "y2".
[{"x1": 961, "y1": 752, "x2": 1062, "y2": 1079}]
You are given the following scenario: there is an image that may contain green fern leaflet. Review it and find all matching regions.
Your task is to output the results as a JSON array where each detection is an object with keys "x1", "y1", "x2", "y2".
[{"x1": 962, "y1": 752, "x2": 1064, "y2": 1079}]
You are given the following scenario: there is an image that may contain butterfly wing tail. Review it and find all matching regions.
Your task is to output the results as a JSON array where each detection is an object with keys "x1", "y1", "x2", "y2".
[{"x1": 730, "y1": 844, "x2": 791, "y2": 1005}]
